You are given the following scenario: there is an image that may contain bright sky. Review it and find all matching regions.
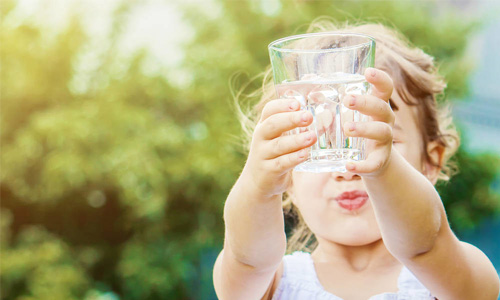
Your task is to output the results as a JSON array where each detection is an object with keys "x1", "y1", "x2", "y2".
[
  {"x1": 4, "y1": 0, "x2": 197, "y2": 86},
  {"x1": 5, "y1": 0, "x2": 499, "y2": 91}
]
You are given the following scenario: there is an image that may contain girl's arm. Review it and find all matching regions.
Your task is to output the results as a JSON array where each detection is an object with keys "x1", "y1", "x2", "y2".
[
  {"x1": 363, "y1": 150, "x2": 499, "y2": 300},
  {"x1": 214, "y1": 181, "x2": 285, "y2": 300},
  {"x1": 213, "y1": 98, "x2": 316, "y2": 300},
  {"x1": 346, "y1": 68, "x2": 499, "y2": 299}
]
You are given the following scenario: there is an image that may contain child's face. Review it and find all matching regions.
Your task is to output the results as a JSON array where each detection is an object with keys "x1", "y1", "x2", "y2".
[{"x1": 290, "y1": 91, "x2": 428, "y2": 247}]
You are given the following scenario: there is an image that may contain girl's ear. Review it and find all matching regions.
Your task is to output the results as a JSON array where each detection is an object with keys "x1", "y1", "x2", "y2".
[{"x1": 423, "y1": 140, "x2": 445, "y2": 185}]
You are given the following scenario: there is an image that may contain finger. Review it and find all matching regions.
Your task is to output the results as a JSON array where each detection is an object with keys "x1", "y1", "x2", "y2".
[
  {"x1": 257, "y1": 110, "x2": 313, "y2": 140},
  {"x1": 264, "y1": 131, "x2": 317, "y2": 160},
  {"x1": 344, "y1": 121, "x2": 393, "y2": 144},
  {"x1": 266, "y1": 148, "x2": 310, "y2": 175},
  {"x1": 260, "y1": 98, "x2": 300, "y2": 122},
  {"x1": 345, "y1": 149, "x2": 389, "y2": 174},
  {"x1": 365, "y1": 68, "x2": 394, "y2": 102},
  {"x1": 343, "y1": 94, "x2": 395, "y2": 124}
]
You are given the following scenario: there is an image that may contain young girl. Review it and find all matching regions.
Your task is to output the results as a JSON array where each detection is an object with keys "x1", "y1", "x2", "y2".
[{"x1": 213, "y1": 22, "x2": 500, "y2": 300}]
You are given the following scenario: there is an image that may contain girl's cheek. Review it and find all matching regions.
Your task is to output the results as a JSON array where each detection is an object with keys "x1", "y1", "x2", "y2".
[
  {"x1": 392, "y1": 141, "x2": 404, "y2": 152},
  {"x1": 394, "y1": 142, "x2": 422, "y2": 170}
]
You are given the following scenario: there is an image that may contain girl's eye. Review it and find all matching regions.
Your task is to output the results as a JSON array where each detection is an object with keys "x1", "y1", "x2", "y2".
[{"x1": 392, "y1": 140, "x2": 401, "y2": 144}]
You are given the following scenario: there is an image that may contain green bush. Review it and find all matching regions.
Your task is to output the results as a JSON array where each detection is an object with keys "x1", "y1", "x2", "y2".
[{"x1": 1, "y1": 0, "x2": 498, "y2": 298}]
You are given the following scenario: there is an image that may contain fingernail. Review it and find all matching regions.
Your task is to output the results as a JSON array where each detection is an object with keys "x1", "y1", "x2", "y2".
[
  {"x1": 370, "y1": 68, "x2": 377, "y2": 77},
  {"x1": 349, "y1": 95, "x2": 356, "y2": 107},
  {"x1": 301, "y1": 112, "x2": 309, "y2": 122},
  {"x1": 289, "y1": 101, "x2": 299, "y2": 110},
  {"x1": 346, "y1": 163, "x2": 356, "y2": 171},
  {"x1": 346, "y1": 122, "x2": 355, "y2": 131}
]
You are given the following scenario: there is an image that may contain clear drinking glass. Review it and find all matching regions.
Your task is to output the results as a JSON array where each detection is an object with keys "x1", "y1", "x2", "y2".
[{"x1": 268, "y1": 33, "x2": 375, "y2": 173}]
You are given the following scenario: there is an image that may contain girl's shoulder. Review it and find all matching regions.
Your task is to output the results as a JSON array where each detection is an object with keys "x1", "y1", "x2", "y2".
[
  {"x1": 271, "y1": 251, "x2": 436, "y2": 300},
  {"x1": 281, "y1": 251, "x2": 317, "y2": 281},
  {"x1": 262, "y1": 251, "x2": 314, "y2": 300},
  {"x1": 272, "y1": 251, "x2": 341, "y2": 300}
]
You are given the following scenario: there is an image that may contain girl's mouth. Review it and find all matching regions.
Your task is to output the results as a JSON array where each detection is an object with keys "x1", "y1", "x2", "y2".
[{"x1": 334, "y1": 190, "x2": 369, "y2": 211}]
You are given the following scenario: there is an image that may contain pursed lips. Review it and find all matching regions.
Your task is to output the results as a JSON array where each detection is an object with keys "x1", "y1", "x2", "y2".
[{"x1": 334, "y1": 190, "x2": 369, "y2": 211}]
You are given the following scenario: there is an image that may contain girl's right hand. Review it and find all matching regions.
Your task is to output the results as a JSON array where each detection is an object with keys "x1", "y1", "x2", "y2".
[{"x1": 240, "y1": 98, "x2": 317, "y2": 198}]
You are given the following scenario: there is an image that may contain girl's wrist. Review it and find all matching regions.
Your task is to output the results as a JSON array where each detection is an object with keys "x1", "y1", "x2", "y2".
[
  {"x1": 237, "y1": 169, "x2": 282, "y2": 203},
  {"x1": 361, "y1": 146, "x2": 396, "y2": 181}
]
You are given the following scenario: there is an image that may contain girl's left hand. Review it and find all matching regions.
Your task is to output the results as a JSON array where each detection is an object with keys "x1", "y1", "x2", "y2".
[{"x1": 342, "y1": 67, "x2": 395, "y2": 177}]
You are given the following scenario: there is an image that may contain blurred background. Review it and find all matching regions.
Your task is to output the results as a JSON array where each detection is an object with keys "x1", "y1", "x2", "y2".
[{"x1": 1, "y1": 0, "x2": 500, "y2": 299}]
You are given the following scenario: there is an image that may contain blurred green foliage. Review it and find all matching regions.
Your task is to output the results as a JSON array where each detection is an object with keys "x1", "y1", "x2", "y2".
[{"x1": 1, "y1": 0, "x2": 499, "y2": 299}]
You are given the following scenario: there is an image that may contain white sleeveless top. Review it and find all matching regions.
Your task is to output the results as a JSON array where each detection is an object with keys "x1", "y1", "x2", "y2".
[{"x1": 272, "y1": 252, "x2": 436, "y2": 300}]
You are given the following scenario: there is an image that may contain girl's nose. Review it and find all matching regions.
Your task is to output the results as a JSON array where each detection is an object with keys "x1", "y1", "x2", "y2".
[{"x1": 332, "y1": 171, "x2": 361, "y2": 181}]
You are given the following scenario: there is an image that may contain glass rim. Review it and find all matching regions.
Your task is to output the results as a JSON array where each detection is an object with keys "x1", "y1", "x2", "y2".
[{"x1": 268, "y1": 32, "x2": 375, "y2": 53}]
